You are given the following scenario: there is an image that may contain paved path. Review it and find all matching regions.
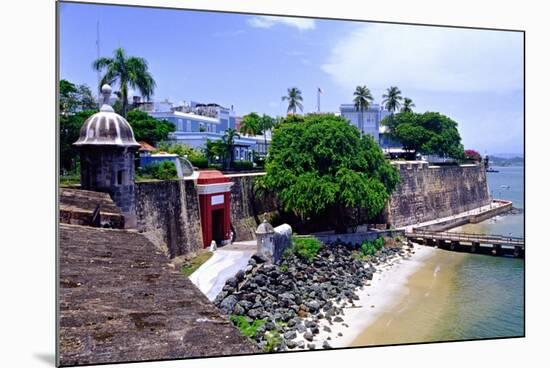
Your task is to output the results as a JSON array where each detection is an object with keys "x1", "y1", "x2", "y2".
[
  {"x1": 189, "y1": 240, "x2": 256, "y2": 301},
  {"x1": 399, "y1": 200, "x2": 511, "y2": 232}
]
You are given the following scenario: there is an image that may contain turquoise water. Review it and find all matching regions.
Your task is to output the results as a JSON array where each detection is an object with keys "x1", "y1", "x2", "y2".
[{"x1": 439, "y1": 165, "x2": 525, "y2": 340}]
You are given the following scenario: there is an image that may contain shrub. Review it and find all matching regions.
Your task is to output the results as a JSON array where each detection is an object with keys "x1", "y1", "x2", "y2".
[
  {"x1": 189, "y1": 156, "x2": 208, "y2": 168},
  {"x1": 263, "y1": 331, "x2": 283, "y2": 352},
  {"x1": 140, "y1": 161, "x2": 178, "y2": 180},
  {"x1": 360, "y1": 237, "x2": 385, "y2": 257},
  {"x1": 232, "y1": 161, "x2": 254, "y2": 171},
  {"x1": 290, "y1": 236, "x2": 322, "y2": 262},
  {"x1": 229, "y1": 315, "x2": 266, "y2": 339}
]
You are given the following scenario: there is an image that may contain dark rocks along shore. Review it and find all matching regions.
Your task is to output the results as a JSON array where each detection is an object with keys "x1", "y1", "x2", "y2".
[{"x1": 214, "y1": 241, "x2": 410, "y2": 352}]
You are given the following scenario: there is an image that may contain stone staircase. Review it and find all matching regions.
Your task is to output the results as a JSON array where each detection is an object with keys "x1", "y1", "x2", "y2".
[
  {"x1": 59, "y1": 188, "x2": 124, "y2": 228},
  {"x1": 59, "y1": 223, "x2": 258, "y2": 366}
]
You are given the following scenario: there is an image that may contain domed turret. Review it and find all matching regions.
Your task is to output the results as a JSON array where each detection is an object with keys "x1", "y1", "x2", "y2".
[
  {"x1": 73, "y1": 84, "x2": 139, "y2": 228},
  {"x1": 74, "y1": 84, "x2": 140, "y2": 148}
]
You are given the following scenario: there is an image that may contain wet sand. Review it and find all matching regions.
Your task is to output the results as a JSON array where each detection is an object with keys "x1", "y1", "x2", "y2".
[{"x1": 350, "y1": 248, "x2": 468, "y2": 347}]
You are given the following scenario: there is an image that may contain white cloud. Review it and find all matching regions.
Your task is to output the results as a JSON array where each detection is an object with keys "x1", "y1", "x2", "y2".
[
  {"x1": 321, "y1": 24, "x2": 523, "y2": 93},
  {"x1": 247, "y1": 16, "x2": 315, "y2": 31}
]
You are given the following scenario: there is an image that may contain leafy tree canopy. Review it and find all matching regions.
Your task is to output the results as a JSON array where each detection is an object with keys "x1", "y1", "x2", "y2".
[
  {"x1": 60, "y1": 79, "x2": 97, "y2": 114},
  {"x1": 264, "y1": 114, "x2": 399, "y2": 226},
  {"x1": 60, "y1": 109, "x2": 97, "y2": 173},
  {"x1": 126, "y1": 110, "x2": 175, "y2": 145},
  {"x1": 382, "y1": 111, "x2": 464, "y2": 159}
]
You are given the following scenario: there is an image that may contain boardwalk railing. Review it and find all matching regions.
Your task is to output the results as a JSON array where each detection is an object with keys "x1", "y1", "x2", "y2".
[{"x1": 407, "y1": 229, "x2": 524, "y2": 247}]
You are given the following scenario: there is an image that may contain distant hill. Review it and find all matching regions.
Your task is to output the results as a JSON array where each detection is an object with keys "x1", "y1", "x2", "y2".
[{"x1": 488, "y1": 155, "x2": 524, "y2": 167}]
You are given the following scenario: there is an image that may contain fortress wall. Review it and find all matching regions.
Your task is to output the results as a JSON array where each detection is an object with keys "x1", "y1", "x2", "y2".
[{"x1": 385, "y1": 162, "x2": 490, "y2": 227}]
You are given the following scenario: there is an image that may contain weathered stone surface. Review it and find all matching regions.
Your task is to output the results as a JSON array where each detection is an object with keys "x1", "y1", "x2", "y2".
[
  {"x1": 135, "y1": 179, "x2": 202, "y2": 257},
  {"x1": 59, "y1": 188, "x2": 124, "y2": 228},
  {"x1": 228, "y1": 174, "x2": 278, "y2": 242},
  {"x1": 59, "y1": 224, "x2": 257, "y2": 366},
  {"x1": 383, "y1": 162, "x2": 490, "y2": 227}
]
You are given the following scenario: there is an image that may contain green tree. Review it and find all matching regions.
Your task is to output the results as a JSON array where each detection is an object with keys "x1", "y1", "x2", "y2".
[
  {"x1": 92, "y1": 47, "x2": 156, "y2": 116},
  {"x1": 240, "y1": 113, "x2": 260, "y2": 136},
  {"x1": 59, "y1": 109, "x2": 97, "y2": 173},
  {"x1": 382, "y1": 86, "x2": 403, "y2": 114},
  {"x1": 258, "y1": 114, "x2": 275, "y2": 154},
  {"x1": 126, "y1": 110, "x2": 175, "y2": 145},
  {"x1": 222, "y1": 128, "x2": 241, "y2": 169},
  {"x1": 389, "y1": 111, "x2": 465, "y2": 159},
  {"x1": 281, "y1": 87, "x2": 303, "y2": 114},
  {"x1": 401, "y1": 97, "x2": 415, "y2": 113},
  {"x1": 353, "y1": 85, "x2": 374, "y2": 135},
  {"x1": 77, "y1": 84, "x2": 97, "y2": 110},
  {"x1": 60, "y1": 79, "x2": 79, "y2": 114},
  {"x1": 264, "y1": 114, "x2": 399, "y2": 232},
  {"x1": 205, "y1": 139, "x2": 227, "y2": 164}
]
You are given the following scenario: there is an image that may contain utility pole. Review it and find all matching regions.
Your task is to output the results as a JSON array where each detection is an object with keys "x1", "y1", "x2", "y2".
[
  {"x1": 317, "y1": 87, "x2": 322, "y2": 113},
  {"x1": 96, "y1": 20, "x2": 101, "y2": 108}
]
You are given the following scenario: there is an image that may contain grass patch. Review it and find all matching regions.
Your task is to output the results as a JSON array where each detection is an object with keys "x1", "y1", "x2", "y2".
[
  {"x1": 180, "y1": 251, "x2": 213, "y2": 277},
  {"x1": 60, "y1": 175, "x2": 80, "y2": 186},
  {"x1": 284, "y1": 236, "x2": 322, "y2": 262},
  {"x1": 229, "y1": 315, "x2": 266, "y2": 339},
  {"x1": 357, "y1": 237, "x2": 385, "y2": 259}
]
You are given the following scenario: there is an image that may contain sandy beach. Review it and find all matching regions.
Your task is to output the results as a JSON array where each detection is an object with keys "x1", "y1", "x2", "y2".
[{"x1": 288, "y1": 244, "x2": 440, "y2": 349}]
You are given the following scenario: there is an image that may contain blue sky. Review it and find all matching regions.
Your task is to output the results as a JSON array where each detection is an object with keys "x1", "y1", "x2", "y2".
[{"x1": 59, "y1": 2, "x2": 524, "y2": 155}]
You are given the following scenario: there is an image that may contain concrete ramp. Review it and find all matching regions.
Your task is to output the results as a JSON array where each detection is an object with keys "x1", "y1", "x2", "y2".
[{"x1": 189, "y1": 240, "x2": 255, "y2": 301}]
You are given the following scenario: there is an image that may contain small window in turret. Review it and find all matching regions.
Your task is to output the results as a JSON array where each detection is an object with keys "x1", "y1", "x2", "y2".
[{"x1": 117, "y1": 170, "x2": 124, "y2": 185}]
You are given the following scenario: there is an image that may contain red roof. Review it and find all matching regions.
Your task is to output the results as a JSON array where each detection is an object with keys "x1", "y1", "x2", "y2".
[
  {"x1": 197, "y1": 170, "x2": 229, "y2": 185},
  {"x1": 138, "y1": 141, "x2": 156, "y2": 152}
]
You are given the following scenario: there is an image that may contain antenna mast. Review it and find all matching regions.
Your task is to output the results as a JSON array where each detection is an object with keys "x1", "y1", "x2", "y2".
[{"x1": 96, "y1": 20, "x2": 101, "y2": 108}]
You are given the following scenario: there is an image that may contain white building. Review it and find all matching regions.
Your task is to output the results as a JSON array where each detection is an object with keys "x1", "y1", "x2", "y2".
[{"x1": 339, "y1": 103, "x2": 390, "y2": 142}]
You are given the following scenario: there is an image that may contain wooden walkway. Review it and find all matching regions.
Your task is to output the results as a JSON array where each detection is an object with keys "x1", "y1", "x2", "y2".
[{"x1": 406, "y1": 229, "x2": 524, "y2": 257}]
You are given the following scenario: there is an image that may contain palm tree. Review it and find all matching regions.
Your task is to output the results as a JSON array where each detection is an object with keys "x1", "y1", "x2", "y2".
[
  {"x1": 401, "y1": 97, "x2": 415, "y2": 113},
  {"x1": 222, "y1": 128, "x2": 240, "y2": 169},
  {"x1": 382, "y1": 86, "x2": 403, "y2": 114},
  {"x1": 258, "y1": 114, "x2": 275, "y2": 156},
  {"x1": 353, "y1": 85, "x2": 374, "y2": 135},
  {"x1": 240, "y1": 113, "x2": 260, "y2": 136},
  {"x1": 281, "y1": 87, "x2": 303, "y2": 114},
  {"x1": 92, "y1": 47, "x2": 156, "y2": 116}
]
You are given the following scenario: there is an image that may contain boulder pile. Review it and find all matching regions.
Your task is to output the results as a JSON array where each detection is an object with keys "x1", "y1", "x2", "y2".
[{"x1": 214, "y1": 241, "x2": 410, "y2": 351}]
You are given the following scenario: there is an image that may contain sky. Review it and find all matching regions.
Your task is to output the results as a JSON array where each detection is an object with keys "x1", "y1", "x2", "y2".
[{"x1": 59, "y1": 2, "x2": 524, "y2": 155}]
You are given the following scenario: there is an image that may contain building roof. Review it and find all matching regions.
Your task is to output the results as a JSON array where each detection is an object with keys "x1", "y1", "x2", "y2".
[
  {"x1": 138, "y1": 141, "x2": 156, "y2": 152},
  {"x1": 197, "y1": 170, "x2": 230, "y2": 185},
  {"x1": 73, "y1": 84, "x2": 140, "y2": 148}
]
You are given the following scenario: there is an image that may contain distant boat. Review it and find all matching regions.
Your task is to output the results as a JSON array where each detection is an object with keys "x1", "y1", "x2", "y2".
[
  {"x1": 486, "y1": 168, "x2": 499, "y2": 173},
  {"x1": 500, "y1": 184, "x2": 511, "y2": 190}
]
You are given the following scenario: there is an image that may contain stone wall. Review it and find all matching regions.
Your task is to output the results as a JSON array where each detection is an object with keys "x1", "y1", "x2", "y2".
[
  {"x1": 59, "y1": 223, "x2": 258, "y2": 366},
  {"x1": 135, "y1": 179, "x2": 202, "y2": 258},
  {"x1": 384, "y1": 162, "x2": 490, "y2": 227},
  {"x1": 228, "y1": 173, "x2": 278, "y2": 242}
]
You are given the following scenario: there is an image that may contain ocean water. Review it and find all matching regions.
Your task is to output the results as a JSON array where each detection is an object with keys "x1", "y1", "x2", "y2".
[
  {"x1": 433, "y1": 165, "x2": 525, "y2": 340},
  {"x1": 351, "y1": 165, "x2": 525, "y2": 346}
]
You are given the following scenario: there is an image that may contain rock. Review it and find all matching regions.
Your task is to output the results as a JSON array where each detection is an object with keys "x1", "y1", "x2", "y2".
[
  {"x1": 235, "y1": 269, "x2": 245, "y2": 281},
  {"x1": 338, "y1": 332, "x2": 343, "y2": 337},
  {"x1": 333, "y1": 316, "x2": 344, "y2": 323},
  {"x1": 225, "y1": 276, "x2": 238, "y2": 288},
  {"x1": 283, "y1": 330, "x2": 297, "y2": 340},
  {"x1": 306, "y1": 300, "x2": 321, "y2": 313},
  {"x1": 286, "y1": 340, "x2": 298, "y2": 349},
  {"x1": 304, "y1": 332, "x2": 314, "y2": 341},
  {"x1": 305, "y1": 320, "x2": 317, "y2": 329},
  {"x1": 297, "y1": 341, "x2": 305, "y2": 349},
  {"x1": 323, "y1": 326, "x2": 332, "y2": 333},
  {"x1": 219, "y1": 295, "x2": 238, "y2": 314},
  {"x1": 232, "y1": 303, "x2": 245, "y2": 315},
  {"x1": 252, "y1": 253, "x2": 268, "y2": 264},
  {"x1": 296, "y1": 323, "x2": 306, "y2": 333},
  {"x1": 323, "y1": 341, "x2": 332, "y2": 349},
  {"x1": 247, "y1": 307, "x2": 264, "y2": 319},
  {"x1": 307, "y1": 343, "x2": 316, "y2": 350},
  {"x1": 248, "y1": 258, "x2": 257, "y2": 267}
]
